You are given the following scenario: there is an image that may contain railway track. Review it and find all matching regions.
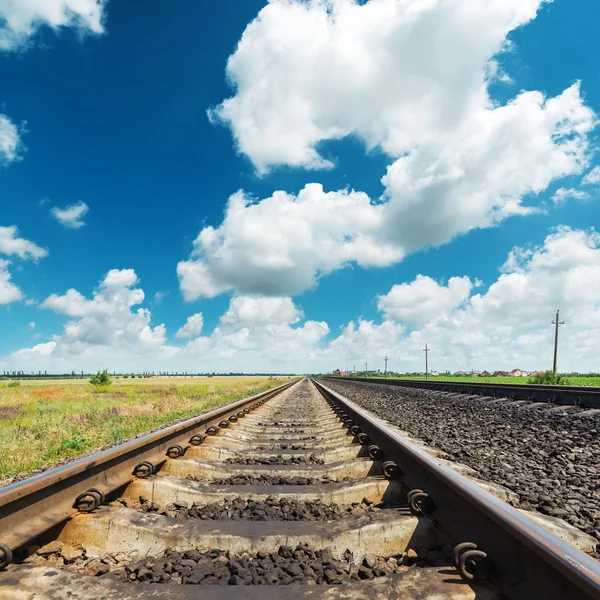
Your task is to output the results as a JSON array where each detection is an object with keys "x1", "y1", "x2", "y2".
[
  {"x1": 0, "y1": 378, "x2": 599, "y2": 599},
  {"x1": 341, "y1": 377, "x2": 600, "y2": 411}
]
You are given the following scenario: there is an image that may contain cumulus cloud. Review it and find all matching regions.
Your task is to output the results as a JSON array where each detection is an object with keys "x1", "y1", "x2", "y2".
[
  {"x1": 50, "y1": 201, "x2": 90, "y2": 229},
  {"x1": 377, "y1": 276, "x2": 473, "y2": 325},
  {"x1": 178, "y1": 185, "x2": 398, "y2": 300},
  {"x1": 220, "y1": 296, "x2": 302, "y2": 329},
  {"x1": 2, "y1": 273, "x2": 328, "y2": 372},
  {"x1": 582, "y1": 166, "x2": 600, "y2": 186},
  {"x1": 551, "y1": 187, "x2": 590, "y2": 204},
  {"x1": 6, "y1": 228, "x2": 600, "y2": 372},
  {"x1": 0, "y1": 225, "x2": 47, "y2": 260},
  {"x1": 211, "y1": 0, "x2": 573, "y2": 173},
  {"x1": 0, "y1": 226, "x2": 47, "y2": 305},
  {"x1": 39, "y1": 269, "x2": 167, "y2": 353},
  {"x1": 176, "y1": 313, "x2": 204, "y2": 339},
  {"x1": 0, "y1": 259, "x2": 24, "y2": 304},
  {"x1": 0, "y1": 0, "x2": 106, "y2": 50},
  {"x1": 331, "y1": 227, "x2": 600, "y2": 373},
  {"x1": 0, "y1": 115, "x2": 22, "y2": 164},
  {"x1": 190, "y1": 0, "x2": 597, "y2": 299}
]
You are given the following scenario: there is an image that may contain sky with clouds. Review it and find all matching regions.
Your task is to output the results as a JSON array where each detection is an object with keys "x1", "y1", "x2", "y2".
[{"x1": 2, "y1": 0, "x2": 600, "y2": 374}]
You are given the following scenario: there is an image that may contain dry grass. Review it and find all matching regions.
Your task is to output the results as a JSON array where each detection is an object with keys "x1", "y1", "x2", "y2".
[{"x1": 0, "y1": 376, "x2": 291, "y2": 481}]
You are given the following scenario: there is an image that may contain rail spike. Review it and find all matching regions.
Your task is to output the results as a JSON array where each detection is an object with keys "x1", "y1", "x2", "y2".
[
  {"x1": 407, "y1": 489, "x2": 434, "y2": 515},
  {"x1": 454, "y1": 543, "x2": 492, "y2": 581},
  {"x1": 367, "y1": 444, "x2": 383, "y2": 460},
  {"x1": 166, "y1": 444, "x2": 185, "y2": 458},
  {"x1": 133, "y1": 461, "x2": 155, "y2": 478},
  {"x1": 73, "y1": 488, "x2": 105, "y2": 513},
  {"x1": 0, "y1": 543, "x2": 13, "y2": 570},
  {"x1": 357, "y1": 432, "x2": 370, "y2": 445}
]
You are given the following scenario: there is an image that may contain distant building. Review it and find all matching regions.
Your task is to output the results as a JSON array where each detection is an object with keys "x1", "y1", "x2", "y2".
[
  {"x1": 510, "y1": 369, "x2": 526, "y2": 377},
  {"x1": 430, "y1": 371, "x2": 440, "y2": 377},
  {"x1": 332, "y1": 369, "x2": 341, "y2": 376},
  {"x1": 493, "y1": 371, "x2": 509, "y2": 377},
  {"x1": 340, "y1": 371, "x2": 348, "y2": 377}
]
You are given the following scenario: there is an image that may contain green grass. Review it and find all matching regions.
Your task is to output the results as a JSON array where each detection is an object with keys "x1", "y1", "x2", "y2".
[
  {"x1": 356, "y1": 375, "x2": 600, "y2": 386},
  {"x1": 0, "y1": 376, "x2": 291, "y2": 481}
]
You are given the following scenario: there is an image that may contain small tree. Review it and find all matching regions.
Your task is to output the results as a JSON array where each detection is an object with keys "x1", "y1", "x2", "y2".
[
  {"x1": 528, "y1": 370, "x2": 570, "y2": 386},
  {"x1": 90, "y1": 369, "x2": 111, "y2": 387}
]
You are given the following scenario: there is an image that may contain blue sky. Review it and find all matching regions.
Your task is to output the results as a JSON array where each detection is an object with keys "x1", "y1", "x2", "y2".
[{"x1": 1, "y1": 0, "x2": 600, "y2": 374}]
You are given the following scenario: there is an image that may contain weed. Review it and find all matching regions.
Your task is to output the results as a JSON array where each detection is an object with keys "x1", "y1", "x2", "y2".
[{"x1": 0, "y1": 376, "x2": 290, "y2": 480}]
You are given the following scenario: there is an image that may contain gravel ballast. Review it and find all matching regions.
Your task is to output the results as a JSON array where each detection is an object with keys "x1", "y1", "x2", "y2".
[
  {"x1": 225, "y1": 456, "x2": 325, "y2": 465},
  {"x1": 25, "y1": 542, "x2": 453, "y2": 585},
  {"x1": 206, "y1": 474, "x2": 352, "y2": 485},
  {"x1": 121, "y1": 496, "x2": 386, "y2": 521},
  {"x1": 325, "y1": 379, "x2": 600, "y2": 555}
]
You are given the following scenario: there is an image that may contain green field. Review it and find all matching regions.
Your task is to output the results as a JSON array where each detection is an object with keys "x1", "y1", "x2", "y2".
[
  {"x1": 359, "y1": 375, "x2": 600, "y2": 386},
  {"x1": 0, "y1": 376, "x2": 291, "y2": 482}
]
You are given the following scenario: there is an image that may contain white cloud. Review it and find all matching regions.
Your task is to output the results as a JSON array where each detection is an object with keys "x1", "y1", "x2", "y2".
[
  {"x1": 12, "y1": 341, "x2": 57, "y2": 359},
  {"x1": 178, "y1": 184, "x2": 397, "y2": 300},
  {"x1": 551, "y1": 187, "x2": 590, "y2": 203},
  {"x1": 0, "y1": 0, "x2": 106, "y2": 50},
  {"x1": 377, "y1": 276, "x2": 473, "y2": 325},
  {"x1": 6, "y1": 227, "x2": 600, "y2": 372},
  {"x1": 330, "y1": 227, "x2": 600, "y2": 373},
  {"x1": 28, "y1": 321, "x2": 35, "y2": 329},
  {"x1": 50, "y1": 201, "x2": 90, "y2": 229},
  {"x1": 39, "y1": 269, "x2": 166, "y2": 353},
  {"x1": 0, "y1": 259, "x2": 23, "y2": 304},
  {"x1": 328, "y1": 319, "x2": 405, "y2": 363},
  {"x1": 582, "y1": 165, "x2": 600, "y2": 185},
  {"x1": 220, "y1": 296, "x2": 302, "y2": 330},
  {"x1": 0, "y1": 115, "x2": 22, "y2": 164},
  {"x1": 192, "y1": 0, "x2": 597, "y2": 299},
  {"x1": 0, "y1": 226, "x2": 46, "y2": 305},
  {"x1": 211, "y1": 0, "x2": 566, "y2": 173},
  {"x1": 176, "y1": 313, "x2": 204, "y2": 339},
  {"x1": 2, "y1": 275, "x2": 329, "y2": 371},
  {"x1": 0, "y1": 225, "x2": 47, "y2": 260}
]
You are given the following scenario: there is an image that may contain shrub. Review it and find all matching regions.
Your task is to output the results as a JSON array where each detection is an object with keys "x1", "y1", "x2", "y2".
[
  {"x1": 7, "y1": 381, "x2": 20, "y2": 388},
  {"x1": 90, "y1": 370, "x2": 112, "y2": 386},
  {"x1": 528, "y1": 370, "x2": 571, "y2": 386}
]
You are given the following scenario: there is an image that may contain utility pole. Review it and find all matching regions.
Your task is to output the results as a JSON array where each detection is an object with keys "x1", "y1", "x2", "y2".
[
  {"x1": 423, "y1": 344, "x2": 429, "y2": 381},
  {"x1": 552, "y1": 310, "x2": 565, "y2": 374},
  {"x1": 365, "y1": 361, "x2": 368, "y2": 375},
  {"x1": 384, "y1": 356, "x2": 388, "y2": 378}
]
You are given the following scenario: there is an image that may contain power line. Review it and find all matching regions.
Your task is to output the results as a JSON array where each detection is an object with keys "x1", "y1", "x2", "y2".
[{"x1": 552, "y1": 310, "x2": 565, "y2": 374}]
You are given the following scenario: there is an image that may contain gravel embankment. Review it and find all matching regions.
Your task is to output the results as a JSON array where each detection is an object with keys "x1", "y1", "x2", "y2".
[
  {"x1": 119, "y1": 496, "x2": 386, "y2": 521},
  {"x1": 26, "y1": 541, "x2": 454, "y2": 584},
  {"x1": 325, "y1": 380, "x2": 600, "y2": 555},
  {"x1": 225, "y1": 456, "x2": 325, "y2": 465}
]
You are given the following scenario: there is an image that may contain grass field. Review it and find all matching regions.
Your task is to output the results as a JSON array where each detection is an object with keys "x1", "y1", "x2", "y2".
[
  {"x1": 0, "y1": 376, "x2": 292, "y2": 481},
  {"x1": 364, "y1": 375, "x2": 600, "y2": 386}
]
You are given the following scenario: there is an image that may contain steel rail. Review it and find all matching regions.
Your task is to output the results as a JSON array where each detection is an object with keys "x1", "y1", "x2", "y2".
[
  {"x1": 328, "y1": 377, "x2": 600, "y2": 409},
  {"x1": 0, "y1": 379, "x2": 298, "y2": 555},
  {"x1": 312, "y1": 378, "x2": 600, "y2": 600}
]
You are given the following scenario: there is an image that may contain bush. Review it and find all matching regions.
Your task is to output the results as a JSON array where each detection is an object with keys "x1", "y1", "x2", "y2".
[
  {"x1": 528, "y1": 370, "x2": 571, "y2": 386},
  {"x1": 90, "y1": 370, "x2": 112, "y2": 386},
  {"x1": 7, "y1": 381, "x2": 20, "y2": 388}
]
